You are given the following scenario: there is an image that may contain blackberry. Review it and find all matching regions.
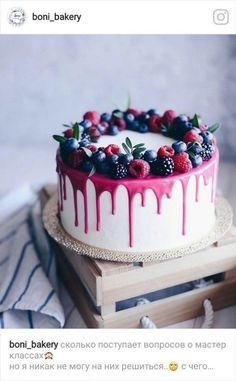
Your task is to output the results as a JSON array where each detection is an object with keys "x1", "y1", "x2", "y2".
[
  {"x1": 151, "y1": 157, "x2": 174, "y2": 177},
  {"x1": 110, "y1": 163, "x2": 128, "y2": 179},
  {"x1": 200, "y1": 143, "x2": 214, "y2": 161}
]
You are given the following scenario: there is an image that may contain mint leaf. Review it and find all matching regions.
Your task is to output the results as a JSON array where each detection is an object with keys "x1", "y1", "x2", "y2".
[
  {"x1": 125, "y1": 137, "x2": 132, "y2": 149},
  {"x1": 113, "y1": 111, "x2": 123, "y2": 119},
  {"x1": 88, "y1": 165, "x2": 96, "y2": 177},
  {"x1": 133, "y1": 143, "x2": 145, "y2": 149},
  {"x1": 53, "y1": 135, "x2": 66, "y2": 143},
  {"x1": 72, "y1": 122, "x2": 80, "y2": 140},
  {"x1": 132, "y1": 147, "x2": 146, "y2": 159},
  {"x1": 192, "y1": 114, "x2": 199, "y2": 128},
  {"x1": 208, "y1": 123, "x2": 220, "y2": 133},
  {"x1": 122, "y1": 143, "x2": 130, "y2": 154},
  {"x1": 126, "y1": 93, "x2": 131, "y2": 110},
  {"x1": 187, "y1": 151, "x2": 195, "y2": 159},
  {"x1": 81, "y1": 147, "x2": 93, "y2": 158}
]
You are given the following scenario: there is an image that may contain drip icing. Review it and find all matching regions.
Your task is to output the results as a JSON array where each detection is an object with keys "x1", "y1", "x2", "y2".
[
  {"x1": 62, "y1": 174, "x2": 67, "y2": 200},
  {"x1": 57, "y1": 149, "x2": 218, "y2": 247},
  {"x1": 59, "y1": 174, "x2": 63, "y2": 211}
]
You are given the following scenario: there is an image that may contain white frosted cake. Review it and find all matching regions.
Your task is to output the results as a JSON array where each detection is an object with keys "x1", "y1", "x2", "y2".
[{"x1": 54, "y1": 108, "x2": 219, "y2": 253}]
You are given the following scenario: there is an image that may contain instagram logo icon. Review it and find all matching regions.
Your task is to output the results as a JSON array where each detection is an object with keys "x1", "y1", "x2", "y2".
[{"x1": 213, "y1": 9, "x2": 229, "y2": 25}]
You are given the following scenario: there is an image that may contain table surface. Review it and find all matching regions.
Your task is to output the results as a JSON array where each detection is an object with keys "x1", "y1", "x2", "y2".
[{"x1": 1, "y1": 145, "x2": 236, "y2": 328}]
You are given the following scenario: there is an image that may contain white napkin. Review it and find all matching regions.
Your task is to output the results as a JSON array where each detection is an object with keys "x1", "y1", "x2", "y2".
[{"x1": 0, "y1": 185, "x2": 65, "y2": 328}]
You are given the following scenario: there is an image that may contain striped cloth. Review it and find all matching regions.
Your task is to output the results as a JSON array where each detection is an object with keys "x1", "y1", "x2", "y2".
[{"x1": 0, "y1": 185, "x2": 65, "y2": 328}]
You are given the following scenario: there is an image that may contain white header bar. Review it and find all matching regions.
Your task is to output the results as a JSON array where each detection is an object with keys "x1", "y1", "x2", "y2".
[{"x1": 0, "y1": 0, "x2": 236, "y2": 34}]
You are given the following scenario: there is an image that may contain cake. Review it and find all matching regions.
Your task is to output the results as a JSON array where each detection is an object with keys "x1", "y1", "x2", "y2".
[{"x1": 54, "y1": 108, "x2": 219, "y2": 253}]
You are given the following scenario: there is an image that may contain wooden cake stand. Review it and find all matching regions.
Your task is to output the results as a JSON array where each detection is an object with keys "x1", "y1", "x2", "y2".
[{"x1": 42, "y1": 185, "x2": 236, "y2": 328}]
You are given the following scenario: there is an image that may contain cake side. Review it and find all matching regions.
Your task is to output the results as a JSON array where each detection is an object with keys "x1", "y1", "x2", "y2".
[{"x1": 57, "y1": 148, "x2": 218, "y2": 252}]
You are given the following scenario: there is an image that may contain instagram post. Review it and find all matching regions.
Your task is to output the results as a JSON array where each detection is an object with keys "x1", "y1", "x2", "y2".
[{"x1": 0, "y1": 1, "x2": 236, "y2": 381}]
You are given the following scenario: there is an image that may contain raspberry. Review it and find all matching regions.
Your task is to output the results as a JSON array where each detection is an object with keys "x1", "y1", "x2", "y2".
[
  {"x1": 111, "y1": 117, "x2": 126, "y2": 131},
  {"x1": 173, "y1": 153, "x2": 192, "y2": 173},
  {"x1": 63, "y1": 128, "x2": 73, "y2": 138},
  {"x1": 158, "y1": 145, "x2": 175, "y2": 158},
  {"x1": 67, "y1": 149, "x2": 86, "y2": 168},
  {"x1": 162, "y1": 110, "x2": 177, "y2": 126},
  {"x1": 127, "y1": 108, "x2": 141, "y2": 117},
  {"x1": 148, "y1": 115, "x2": 162, "y2": 133},
  {"x1": 86, "y1": 144, "x2": 98, "y2": 153},
  {"x1": 83, "y1": 111, "x2": 100, "y2": 125},
  {"x1": 129, "y1": 160, "x2": 150, "y2": 178},
  {"x1": 88, "y1": 126, "x2": 101, "y2": 142},
  {"x1": 183, "y1": 129, "x2": 203, "y2": 144},
  {"x1": 104, "y1": 144, "x2": 120, "y2": 156}
]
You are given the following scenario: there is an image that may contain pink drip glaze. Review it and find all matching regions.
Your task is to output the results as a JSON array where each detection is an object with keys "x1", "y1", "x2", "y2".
[
  {"x1": 59, "y1": 174, "x2": 63, "y2": 211},
  {"x1": 62, "y1": 174, "x2": 67, "y2": 200},
  {"x1": 180, "y1": 177, "x2": 190, "y2": 235},
  {"x1": 73, "y1": 188, "x2": 79, "y2": 226},
  {"x1": 56, "y1": 148, "x2": 219, "y2": 248}
]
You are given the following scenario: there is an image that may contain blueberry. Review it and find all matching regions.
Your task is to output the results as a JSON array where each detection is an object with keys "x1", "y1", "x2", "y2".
[
  {"x1": 129, "y1": 120, "x2": 140, "y2": 131},
  {"x1": 119, "y1": 153, "x2": 133, "y2": 165},
  {"x1": 147, "y1": 109, "x2": 160, "y2": 116},
  {"x1": 108, "y1": 125, "x2": 119, "y2": 136},
  {"x1": 107, "y1": 154, "x2": 119, "y2": 165},
  {"x1": 97, "y1": 123, "x2": 106, "y2": 134},
  {"x1": 139, "y1": 124, "x2": 149, "y2": 133},
  {"x1": 97, "y1": 161, "x2": 110, "y2": 174},
  {"x1": 176, "y1": 114, "x2": 189, "y2": 123},
  {"x1": 138, "y1": 113, "x2": 150, "y2": 123},
  {"x1": 101, "y1": 113, "x2": 111, "y2": 123},
  {"x1": 144, "y1": 150, "x2": 157, "y2": 162},
  {"x1": 172, "y1": 141, "x2": 187, "y2": 153},
  {"x1": 182, "y1": 121, "x2": 193, "y2": 131},
  {"x1": 79, "y1": 139, "x2": 90, "y2": 147},
  {"x1": 98, "y1": 147, "x2": 105, "y2": 152},
  {"x1": 172, "y1": 116, "x2": 191, "y2": 139},
  {"x1": 200, "y1": 131, "x2": 213, "y2": 144},
  {"x1": 80, "y1": 119, "x2": 92, "y2": 129},
  {"x1": 124, "y1": 113, "x2": 135, "y2": 124},
  {"x1": 190, "y1": 154, "x2": 203, "y2": 168},
  {"x1": 60, "y1": 138, "x2": 79, "y2": 155},
  {"x1": 82, "y1": 160, "x2": 93, "y2": 172},
  {"x1": 92, "y1": 151, "x2": 106, "y2": 164},
  {"x1": 187, "y1": 141, "x2": 203, "y2": 155}
]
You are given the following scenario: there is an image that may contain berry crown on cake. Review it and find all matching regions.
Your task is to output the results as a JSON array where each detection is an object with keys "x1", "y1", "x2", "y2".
[{"x1": 53, "y1": 106, "x2": 220, "y2": 180}]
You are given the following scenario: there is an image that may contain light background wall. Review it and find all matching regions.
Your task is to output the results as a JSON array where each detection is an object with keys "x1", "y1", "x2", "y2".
[{"x1": 0, "y1": 35, "x2": 235, "y2": 159}]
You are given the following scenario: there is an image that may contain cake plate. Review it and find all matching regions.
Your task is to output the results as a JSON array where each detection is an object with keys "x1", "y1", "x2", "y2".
[{"x1": 43, "y1": 194, "x2": 233, "y2": 263}]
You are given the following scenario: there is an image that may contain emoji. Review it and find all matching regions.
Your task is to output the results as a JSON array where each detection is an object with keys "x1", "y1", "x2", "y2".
[
  {"x1": 45, "y1": 352, "x2": 53, "y2": 360},
  {"x1": 169, "y1": 362, "x2": 178, "y2": 371}
]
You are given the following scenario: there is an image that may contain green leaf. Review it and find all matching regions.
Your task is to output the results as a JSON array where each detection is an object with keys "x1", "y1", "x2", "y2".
[
  {"x1": 187, "y1": 151, "x2": 195, "y2": 159},
  {"x1": 113, "y1": 111, "x2": 123, "y2": 119},
  {"x1": 126, "y1": 93, "x2": 131, "y2": 110},
  {"x1": 208, "y1": 123, "x2": 220, "y2": 133},
  {"x1": 88, "y1": 165, "x2": 96, "y2": 177},
  {"x1": 133, "y1": 143, "x2": 145, "y2": 149},
  {"x1": 72, "y1": 122, "x2": 80, "y2": 140},
  {"x1": 122, "y1": 143, "x2": 130, "y2": 154},
  {"x1": 81, "y1": 147, "x2": 93, "y2": 158},
  {"x1": 53, "y1": 135, "x2": 66, "y2": 143},
  {"x1": 132, "y1": 147, "x2": 146, "y2": 158},
  {"x1": 125, "y1": 137, "x2": 132, "y2": 149},
  {"x1": 192, "y1": 114, "x2": 199, "y2": 128}
]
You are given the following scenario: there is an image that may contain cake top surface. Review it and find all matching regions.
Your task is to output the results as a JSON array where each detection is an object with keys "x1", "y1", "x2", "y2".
[{"x1": 53, "y1": 106, "x2": 220, "y2": 180}]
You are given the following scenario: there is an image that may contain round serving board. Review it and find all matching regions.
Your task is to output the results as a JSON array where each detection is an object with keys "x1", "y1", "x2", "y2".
[{"x1": 43, "y1": 195, "x2": 233, "y2": 263}]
